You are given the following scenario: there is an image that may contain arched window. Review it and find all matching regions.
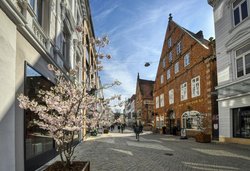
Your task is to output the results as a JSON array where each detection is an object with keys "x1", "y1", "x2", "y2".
[{"x1": 182, "y1": 111, "x2": 200, "y2": 129}]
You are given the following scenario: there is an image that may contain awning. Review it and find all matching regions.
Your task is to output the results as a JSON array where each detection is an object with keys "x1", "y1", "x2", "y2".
[{"x1": 216, "y1": 78, "x2": 250, "y2": 99}]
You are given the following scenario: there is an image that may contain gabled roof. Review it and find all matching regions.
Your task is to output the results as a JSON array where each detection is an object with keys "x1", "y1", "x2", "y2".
[{"x1": 180, "y1": 26, "x2": 209, "y2": 49}]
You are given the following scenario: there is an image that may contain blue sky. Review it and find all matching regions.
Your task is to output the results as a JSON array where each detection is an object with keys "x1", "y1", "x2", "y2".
[{"x1": 90, "y1": 0, "x2": 214, "y2": 108}]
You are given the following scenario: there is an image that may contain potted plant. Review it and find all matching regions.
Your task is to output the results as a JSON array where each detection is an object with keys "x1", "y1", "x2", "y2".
[{"x1": 195, "y1": 113, "x2": 212, "y2": 143}]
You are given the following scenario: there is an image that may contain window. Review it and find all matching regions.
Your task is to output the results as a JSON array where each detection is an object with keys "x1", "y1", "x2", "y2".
[
  {"x1": 176, "y1": 41, "x2": 182, "y2": 55},
  {"x1": 29, "y1": 0, "x2": 44, "y2": 25},
  {"x1": 233, "y1": 107, "x2": 250, "y2": 138},
  {"x1": 181, "y1": 82, "x2": 187, "y2": 101},
  {"x1": 162, "y1": 58, "x2": 166, "y2": 68},
  {"x1": 24, "y1": 64, "x2": 57, "y2": 170},
  {"x1": 175, "y1": 62, "x2": 179, "y2": 74},
  {"x1": 169, "y1": 89, "x2": 174, "y2": 104},
  {"x1": 160, "y1": 74, "x2": 164, "y2": 84},
  {"x1": 184, "y1": 53, "x2": 190, "y2": 67},
  {"x1": 160, "y1": 94, "x2": 164, "y2": 107},
  {"x1": 233, "y1": 0, "x2": 248, "y2": 26},
  {"x1": 236, "y1": 44, "x2": 250, "y2": 78},
  {"x1": 168, "y1": 38, "x2": 172, "y2": 48},
  {"x1": 169, "y1": 51, "x2": 173, "y2": 62},
  {"x1": 191, "y1": 76, "x2": 200, "y2": 97},
  {"x1": 167, "y1": 69, "x2": 171, "y2": 80},
  {"x1": 156, "y1": 96, "x2": 159, "y2": 109},
  {"x1": 182, "y1": 111, "x2": 200, "y2": 129}
]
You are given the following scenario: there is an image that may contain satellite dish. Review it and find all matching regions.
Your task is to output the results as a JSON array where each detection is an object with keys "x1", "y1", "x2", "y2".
[{"x1": 144, "y1": 62, "x2": 150, "y2": 67}]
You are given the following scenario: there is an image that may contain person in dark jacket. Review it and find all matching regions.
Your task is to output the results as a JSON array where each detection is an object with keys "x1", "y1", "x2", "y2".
[{"x1": 133, "y1": 122, "x2": 143, "y2": 141}]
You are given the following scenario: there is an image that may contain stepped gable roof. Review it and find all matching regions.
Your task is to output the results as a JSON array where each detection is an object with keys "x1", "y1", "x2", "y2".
[{"x1": 138, "y1": 78, "x2": 154, "y2": 99}]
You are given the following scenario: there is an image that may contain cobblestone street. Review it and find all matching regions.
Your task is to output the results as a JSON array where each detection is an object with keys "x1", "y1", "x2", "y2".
[{"x1": 43, "y1": 128, "x2": 250, "y2": 171}]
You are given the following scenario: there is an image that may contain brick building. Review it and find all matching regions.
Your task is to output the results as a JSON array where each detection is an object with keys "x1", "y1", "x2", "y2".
[
  {"x1": 135, "y1": 73, "x2": 154, "y2": 128},
  {"x1": 154, "y1": 14, "x2": 218, "y2": 138}
]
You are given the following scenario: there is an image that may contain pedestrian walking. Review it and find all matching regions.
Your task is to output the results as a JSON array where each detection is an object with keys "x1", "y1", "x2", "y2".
[
  {"x1": 118, "y1": 125, "x2": 120, "y2": 133},
  {"x1": 133, "y1": 122, "x2": 143, "y2": 141},
  {"x1": 121, "y1": 124, "x2": 124, "y2": 133}
]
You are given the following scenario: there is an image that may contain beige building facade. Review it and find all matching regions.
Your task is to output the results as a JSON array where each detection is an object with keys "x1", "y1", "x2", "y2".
[{"x1": 0, "y1": 0, "x2": 98, "y2": 170}]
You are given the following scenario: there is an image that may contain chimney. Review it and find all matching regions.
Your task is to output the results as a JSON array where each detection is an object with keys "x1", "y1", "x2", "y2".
[{"x1": 195, "y1": 30, "x2": 204, "y2": 39}]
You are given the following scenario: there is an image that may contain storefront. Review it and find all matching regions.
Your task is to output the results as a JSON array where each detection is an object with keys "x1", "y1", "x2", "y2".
[
  {"x1": 233, "y1": 107, "x2": 250, "y2": 139},
  {"x1": 217, "y1": 78, "x2": 250, "y2": 144},
  {"x1": 24, "y1": 64, "x2": 57, "y2": 170}
]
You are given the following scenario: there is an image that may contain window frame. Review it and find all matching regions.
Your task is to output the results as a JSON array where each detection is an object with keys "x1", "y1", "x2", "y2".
[
  {"x1": 169, "y1": 51, "x2": 173, "y2": 62},
  {"x1": 184, "y1": 53, "x2": 190, "y2": 67},
  {"x1": 160, "y1": 74, "x2": 164, "y2": 84},
  {"x1": 174, "y1": 61, "x2": 179, "y2": 74},
  {"x1": 180, "y1": 82, "x2": 188, "y2": 101},
  {"x1": 232, "y1": 0, "x2": 249, "y2": 26},
  {"x1": 169, "y1": 89, "x2": 174, "y2": 104},
  {"x1": 167, "y1": 69, "x2": 171, "y2": 80},
  {"x1": 168, "y1": 37, "x2": 172, "y2": 48},
  {"x1": 156, "y1": 96, "x2": 159, "y2": 109},
  {"x1": 176, "y1": 41, "x2": 182, "y2": 55},
  {"x1": 235, "y1": 44, "x2": 250, "y2": 78},
  {"x1": 160, "y1": 94, "x2": 164, "y2": 107},
  {"x1": 191, "y1": 76, "x2": 200, "y2": 98},
  {"x1": 162, "y1": 58, "x2": 166, "y2": 68}
]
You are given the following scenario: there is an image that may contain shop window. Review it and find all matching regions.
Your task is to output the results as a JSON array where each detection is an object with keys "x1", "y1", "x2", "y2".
[
  {"x1": 25, "y1": 65, "x2": 55, "y2": 160},
  {"x1": 182, "y1": 111, "x2": 200, "y2": 129},
  {"x1": 233, "y1": 107, "x2": 250, "y2": 138}
]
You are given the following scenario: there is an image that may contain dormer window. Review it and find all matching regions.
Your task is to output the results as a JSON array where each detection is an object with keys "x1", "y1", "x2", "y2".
[{"x1": 233, "y1": 0, "x2": 248, "y2": 26}]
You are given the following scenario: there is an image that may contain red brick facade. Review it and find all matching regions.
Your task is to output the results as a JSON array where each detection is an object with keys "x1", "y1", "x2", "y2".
[
  {"x1": 135, "y1": 74, "x2": 154, "y2": 127},
  {"x1": 153, "y1": 16, "x2": 218, "y2": 138}
]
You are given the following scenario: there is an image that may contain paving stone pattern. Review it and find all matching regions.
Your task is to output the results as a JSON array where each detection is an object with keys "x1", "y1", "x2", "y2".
[{"x1": 43, "y1": 128, "x2": 250, "y2": 171}]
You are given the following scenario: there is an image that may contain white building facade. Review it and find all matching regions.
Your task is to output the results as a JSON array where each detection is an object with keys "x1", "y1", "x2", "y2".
[
  {"x1": 0, "y1": 0, "x2": 97, "y2": 170},
  {"x1": 124, "y1": 95, "x2": 136, "y2": 126},
  {"x1": 208, "y1": 0, "x2": 250, "y2": 144}
]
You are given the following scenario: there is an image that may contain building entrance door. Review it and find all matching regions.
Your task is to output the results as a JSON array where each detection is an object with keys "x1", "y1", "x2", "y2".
[{"x1": 169, "y1": 112, "x2": 175, "y2": 135}]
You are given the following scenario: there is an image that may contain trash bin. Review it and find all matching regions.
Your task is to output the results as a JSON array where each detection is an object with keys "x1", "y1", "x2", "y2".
[{"x1": 162, "y1": 126, "x2": 166, "y2": 134}]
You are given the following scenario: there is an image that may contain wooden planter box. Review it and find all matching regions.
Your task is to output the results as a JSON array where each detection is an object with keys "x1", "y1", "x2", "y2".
[
  {"x1": 45, "y1": 161, "x2": 90, "y2": 171},
  {"x1": 195, "y1": 133, "x2": 211, "y2": 143},
  {"x1": 103, "y1": 129, "x2": 109, "y2": 134}
]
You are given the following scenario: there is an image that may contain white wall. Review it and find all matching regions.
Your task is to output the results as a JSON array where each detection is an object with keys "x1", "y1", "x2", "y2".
[
  {"x1": 0, "y1": 9, "x2": 17, "y2": 171},
  {"x1": 214, "y1": 0, "x2": 250, "y2": 86}
]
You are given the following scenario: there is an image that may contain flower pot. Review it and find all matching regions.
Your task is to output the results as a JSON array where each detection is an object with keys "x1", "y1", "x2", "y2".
[
  {"x1": 195, "y1": 132, "x2": 211, "y2": 143},
  {"x1": 45, "y1": 161, "x2": 90, "y2": 171}
]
